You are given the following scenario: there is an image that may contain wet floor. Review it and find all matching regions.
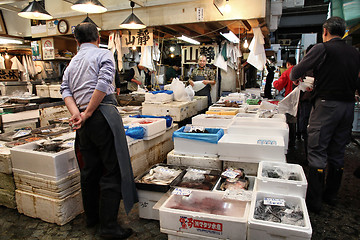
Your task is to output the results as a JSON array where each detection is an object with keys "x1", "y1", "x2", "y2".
[{"x1": 0, "y1": 135, "x2": 359, "y2": 240}]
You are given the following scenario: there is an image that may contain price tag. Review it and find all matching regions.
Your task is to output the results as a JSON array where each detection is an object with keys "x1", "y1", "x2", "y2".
[
  {"x1": 263, "y1": 197, "x2": 285, "y2": 206},
  {"x1": 221, "y1": 169, "x2": 239, "y2": 179},
  {"x1": 172, "y1": 188, "x2": 192, "y2": 196},
  {"x1": 188, "y1": 168, "x2": 207, "y2": 174},
  {"x1": 65, "y1": 142, "x2": 74, "y2": 147}
]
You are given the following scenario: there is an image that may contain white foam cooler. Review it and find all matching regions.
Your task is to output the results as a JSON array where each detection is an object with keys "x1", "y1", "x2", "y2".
[
  {"x1": 193, "y1": 96, "x2": 208, "y2": 112},
  {"x1": 235, "y1": 113, "x2": 286, "y2": 122},
  {"x1": 142, "y1": 101, "x2": 189, "y2": 122},
  {"x1": 137, "y1": 189, "x2": 170, "y2": 220},
  {"x1": 48, "y1": 84, "x2": 62, "y2": 98},
  {"x1": 145, "y1": 92, "x2": 173, "y2": 103},
  {"x1": 159, "y1": 189, "x2": 249, "y2": 240},
  {"x1": 167, "y1": 150, "x2": 222, "y2": 170},
  {"x1": 255, "y1": 161, "x2": 307, "y2": 198},
  {"x1": 36, "y1": 85, "x2": 50, "y2": 98},
  {"x1": 10, "y1": 141, "x2": 78, "y2": 180},
  {"x1": 248, "y1": 191, "x2": 312, "y2": 240},
  {"x1": 218, "y1": 134, "x2": 286, "y2": 162},
  {"x1": 15, "y1": 189, "x2": 83, "y2": 226},
  {"x1": 126, "y1": 118, "x2": 167, "y2": 140},
  {"x1": 191, "y1": 114, "x2": 234, "y2": 129}
]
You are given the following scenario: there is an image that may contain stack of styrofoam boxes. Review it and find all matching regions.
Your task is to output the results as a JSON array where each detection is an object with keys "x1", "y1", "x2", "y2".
[
  {"x1": 36, "y1": 85, "x2": 50, "y2": 98},
  {"x1": 116, "y1": 106, "x2": 142, "y2": 118},
  {"x1": 145, "y1": 91, "x2": 173, "y2": 104},
  {"x1": 48, "y1": 84, "x2": 62, "y2": 98},
  {"x1": 0, "y1": 141, "x2": 16, "y2": 209},
  {"x1": 193, "y1": 96, "x2": 208, "y2": 112},
  {"x1": 159, "y1": 189, "x2": 250, "y2": 240},
  {"x1": 228, "y1": 117, "x2": 289, "y2": 152},
  {"x1": 124, "y1": 117, "x2": 167, "y2": 140},
  {"x1": 10, "y1": 132, "x2": 83, "y2": 225},
  {"x1": 187, "y1": 100, "x2": 198, "y2": 118},
  {"x1": 168, "y1": 127, "x2": 224, "y2": 172},
  {"x1": 247, "y1": 161, "x2": 311, "y2": 240},
  {"x1": 142, "y1": 101, "x2": 190, "y2": 122},
  {"x1": 235, "y1": 113, "x2": 286, "y2": 123}
]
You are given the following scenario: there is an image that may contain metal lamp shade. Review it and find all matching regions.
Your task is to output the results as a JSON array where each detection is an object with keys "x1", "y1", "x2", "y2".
[
  {"x1": 82, "y1": 16, "x2": 101, "y2": 31},
  {"x1": 119, "y1": 13, "x2": 146, "y2": 29},
  {"x1": 71, "y1": 0, "x2": 107, "y2": 13},
  {"x1": 18, "y1": 0, "x2": 53, "y2": 20}
]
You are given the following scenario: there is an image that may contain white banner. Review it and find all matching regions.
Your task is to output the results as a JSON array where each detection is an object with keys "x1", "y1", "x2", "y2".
[
  {"x1": 121, "y1": 28, "x2": 153, "y2": 47},
  {"x1": 181, "y1": 45, "x2": 217, "y2": 65}
]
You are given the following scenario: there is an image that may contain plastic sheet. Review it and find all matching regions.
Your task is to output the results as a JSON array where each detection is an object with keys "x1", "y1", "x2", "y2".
[
  {"x1": 173, "y1": 126, "x2": 224, "y2": 144},
  {"x1": 125, "y1": 126, "x2": 145, "y2": 139},
  {"x1": 130, "y1": 114, "x2": 173, "y2": 128}
]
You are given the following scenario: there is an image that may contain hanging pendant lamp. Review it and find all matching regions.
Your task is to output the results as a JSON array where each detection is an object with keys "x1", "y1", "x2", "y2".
[
  {"x1": 119, "y1": 1, "x2": 146, "y2": 29},
  {"x1": 71, "y1": 0, "x2": 107, "y2": 14},
  {"x1": 82, "y1": 14, "x2": 101, "y2": 31},
  {"x1": 18, "y1": 0, "x2": 53, "y2": 20}
]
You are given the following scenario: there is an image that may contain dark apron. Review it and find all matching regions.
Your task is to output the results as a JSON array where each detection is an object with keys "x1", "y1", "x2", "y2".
[
  {"x1": 193, "y1": 75, "x2": 212, "y2": 107},
  {"x1": 75, "y1": 94, "x2": 138, "y2": 214}
]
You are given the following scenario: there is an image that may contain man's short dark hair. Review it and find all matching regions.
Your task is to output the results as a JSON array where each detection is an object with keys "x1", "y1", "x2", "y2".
[
  {"x1": 74, "y1": 23, "x2": 99, "y2": 44},
  {"x1": 287, "y1": 57, "x2": 296, "y2": 66},
  {"x1": 323, "y1": 16, "x2": 346, "y2": 37}
]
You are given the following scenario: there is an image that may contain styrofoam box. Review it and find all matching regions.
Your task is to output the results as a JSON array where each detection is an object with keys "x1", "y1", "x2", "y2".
[
  {"x1": 142, "y1": 102, "x2": 189, "y2": 122},
  {"x1": 159, "y1": 189, "x2": 249, "y2": 240},
  {"x1": 255, "y1": 161, "x2": 307, "y2": 198},
  {"x1": 173, "y1": 137, "x2": 219, "y2": 158},
  {"x1": 15, "y1": 189, "x2": 83, "y2": 226},
  {"x1": 49, "y1": 84, "x2": 62, "y2": 98},
  {"x1": 192, "y1": 114, "x2": 234, "y2": 129},
  {"x1": 218, "y1": 134, "x2": 286, "y2": 163},
  {"x1": 36, "y1": 85, "x2": 50, "y2": 98},
  {"x1": 223, "y1": 161, "x2": 258, "y2": 176},
  {"x1": 13, "y1": 168, "x2": 80, "y2": 198},
  {"x1": 116, "y1": 106, "x2": 142, "y2": 117},
  {"x1": 10, "y1": 141, "x2": 78, "y2": 181},
  {"x1": 167, "y1": 150, "x2": 222, "y2": 170},
  {"x1": 165, "y1": 229, "x2": 221, "y2": 240},
  {"x1": 0, "y1": 142, "x2": 12, "y2": 174},
  {"x1": 128, "y1": 118, "x2": 167, "y2": 140},
  {"x1": 213, "y1": 175, "x2": 255, "y2": 193},
  {"x1": 248, "y1": 191, "x2": 312, "y2": 240},
  {"x1": 193, "y1": 96, "x2": 208, "y2": 112},
  {"x1": 208, "y1": 106, "x2": 242, "y2": 113},
  {"x1": 0, "y1": 172, "x2": 15, "y2": 192},
  {"x1": 187, "y1": 100, "x2": 198, "y2": 118},
  {"x1": 0, "y1": 188, "x2": 16, "y2": 209},
  {"x1": 145, "y1": 92, "x2": 173, "y2": 103},
  {"x1": 228, "y1": 120, "x2": 289, "y2": 152},
  {"x1": 235, "y1": 113, "x2": 286, "y2": 122},
  {"x1": 138, "y1": 189, "x2": 167, "y2": 220}
]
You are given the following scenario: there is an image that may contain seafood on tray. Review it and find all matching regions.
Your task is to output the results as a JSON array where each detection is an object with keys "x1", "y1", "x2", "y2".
[
  {"x1": 176, "y1": 168, "x2": 219, "y2": 190},
  {"x1": 139, "y1": 166, "x2": 182, "y2": 185},
  {"x1": 219, "y1": 168, "x2": 250, "y2": 191}
]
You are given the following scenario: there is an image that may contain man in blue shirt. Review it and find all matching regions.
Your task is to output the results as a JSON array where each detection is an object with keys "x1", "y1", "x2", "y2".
[{"x1": 61, "y1": 23, "x2": 137, "y2": 239}]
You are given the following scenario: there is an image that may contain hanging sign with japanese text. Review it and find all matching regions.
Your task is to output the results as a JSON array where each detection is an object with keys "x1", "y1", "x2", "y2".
[
  {"x1": 181, "y1": 45, "x2": 217, "y2": 65},
  {"x1": 121, "y1": 28, "x2": 153, "y2": 47},
  {"x1": 0, "y1": 69, "x2": 19, "y2": 81}
]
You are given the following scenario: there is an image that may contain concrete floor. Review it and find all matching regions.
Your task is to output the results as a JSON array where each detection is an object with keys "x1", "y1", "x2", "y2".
[{"x1": 0, "y1": 135, "x2": 359, "y2": 240}]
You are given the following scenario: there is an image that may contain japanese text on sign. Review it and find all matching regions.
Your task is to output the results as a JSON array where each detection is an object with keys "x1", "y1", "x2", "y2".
[
  {"x1": 122, "y1": 28, "x2": 153, "y2": 47},
  {"x1": 179, "y1": 216, "x2": 222, "y2": 235},
  {"x1": 0, "y1": 70, "x2": 19, "y2": 81},
  {"x1": 181, "y1": 45, "x2": 217, "y2": 64}
]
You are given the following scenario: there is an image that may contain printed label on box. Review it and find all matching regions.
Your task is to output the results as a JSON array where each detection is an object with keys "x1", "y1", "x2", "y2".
[
  {"x1": 264, "y1": 197, "x2": 285, "y2": 206},
  {"x1": 172, "y1": 188, "x2": 192, "y2": 196},
  {"x1": 179, "y1": 216, "x2": 223, "y2": 236}
]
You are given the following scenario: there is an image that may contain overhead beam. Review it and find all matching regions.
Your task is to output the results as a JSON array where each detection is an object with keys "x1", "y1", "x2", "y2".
[{"x1": 0, "y1": 4, "x2": 21, "y2": 13}]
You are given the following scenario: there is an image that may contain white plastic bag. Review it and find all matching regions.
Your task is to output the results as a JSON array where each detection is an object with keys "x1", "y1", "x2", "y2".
[
  {"x1": 278, "y1": 87, "x2": 300, "y2": 117},
  {"x1": 185, "y1": 85, "x2": 195, "y2": 101},
  {"x1": 170, "y1": 78, "x2": 188, "y2": 102},
  {"x1": 192, "y1": 81, "x2": 206, "y2": 92}
]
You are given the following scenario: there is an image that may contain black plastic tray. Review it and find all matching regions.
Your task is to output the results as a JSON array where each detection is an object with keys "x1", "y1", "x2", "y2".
[
  {"x1": 171, "y1": 168, "x2": 221, "y2": 191},
  {"x1": 135, "y1": 163, "x2": 186, "y2": 192}
]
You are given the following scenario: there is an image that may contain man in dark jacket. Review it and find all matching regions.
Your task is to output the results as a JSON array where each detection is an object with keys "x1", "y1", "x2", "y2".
[{"x1": 290, "y1": 17, "x2": 360, "y2": 213}]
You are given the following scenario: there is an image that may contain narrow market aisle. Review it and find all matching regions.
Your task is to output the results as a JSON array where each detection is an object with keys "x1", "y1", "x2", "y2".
[{"x1": 286, "y1": 136, "x2": 360, "y2": 240}]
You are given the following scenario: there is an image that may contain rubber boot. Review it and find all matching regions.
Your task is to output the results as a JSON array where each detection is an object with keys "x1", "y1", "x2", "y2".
[
  {"x1": 323, "y1": 165, "x2": 343, "y2": 206},
  {"x1": 99, "y1": 194, "x2": 133, "y2": 239},
  {"x1": 306, "y1": 168, "x2": 325, "y2": 213}
]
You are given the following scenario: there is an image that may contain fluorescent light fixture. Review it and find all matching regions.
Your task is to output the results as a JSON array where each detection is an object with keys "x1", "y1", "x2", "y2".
[
  {"x1": 0, "y1": 37, "x2": 23, "y2": 45},
  {"x1": 71, "y1": 0, "x2": 107, "y2": 14},
  {"x1": 119, "y1": 1, "x2": 146, "y2": 29},
  {"x1": 18, "y1": 0, "x2": 53, "y2": 20},
  {"x1": 99, "y1": 43, "x2": 108, "y2": 48},
  {"x1": 177, "y1": 35, "x2": 200, "y2": 45},
  {"x1": 220, "y1": 31, "x2": 239, "y2": 43}
]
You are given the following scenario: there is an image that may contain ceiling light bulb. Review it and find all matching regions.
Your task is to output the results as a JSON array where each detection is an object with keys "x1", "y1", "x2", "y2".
[
  {"x1": 170, "y1": 46, "x2": 175, "y2": 52},
  {"x1": 5, "y1": 53, "x2": 9, "y2": 59},
  {"x1": 170, "y1": 53, "x2": 175, "y2": 58},
  {"x1": 224, "y1": 3, "x2": 231, "y2": 13},
  {"x1": 243, "y1": 39, "x2": 249, "y2": 48},
  {"x1": 132, "y1": 46, "x2": 137, "y2": 50}
]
